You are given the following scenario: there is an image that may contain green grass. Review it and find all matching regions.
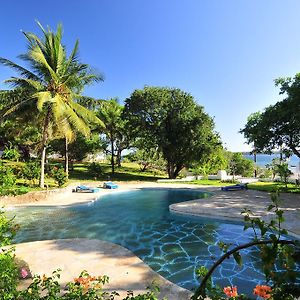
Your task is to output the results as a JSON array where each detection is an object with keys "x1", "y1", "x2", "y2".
[
  {"x1": 189, "y1": 179, "x2": 237, "y2": 186},
  {"x1": 247, "y1": 181, "x2": 300, "y2": 193},
  {"x1": 69, "y1": 162, "x2": 166, "y2": 182}
]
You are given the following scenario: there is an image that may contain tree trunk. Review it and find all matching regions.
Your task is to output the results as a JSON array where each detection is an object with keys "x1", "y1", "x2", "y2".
[
  {"x1": 254, "y1": 151, "x2": 257, "y2": 178},
  {"x1": 168, "y1": 163, "x2": 176, "y2": 179},
  {"x1": 64, "y1": 137, "x2": 69, "y2": 179},
  {"x1": 40, "y1": 146, "x2": 46, "y2": 188},
  {"x1": 116, "y1": 148, "x2": 122, "y2": 167},
  {"x1": 173, "y1": 166, "x2": 182, "y2": 179},
  {"x1": 39, "y1": 108, "x2": 51, "y2": 189},
  {"x1": 111, "y1": 138, "x2": 115, "y2": 175}
]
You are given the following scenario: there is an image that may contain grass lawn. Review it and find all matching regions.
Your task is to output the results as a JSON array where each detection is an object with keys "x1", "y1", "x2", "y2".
[
  {"x1": 69, "y1": 162, "x2": 166, "y2": 182},
  {"x1": 247, "y1": 181, "x2": 300, "y2": 193},
  {"x1": 173, "y1": 179, "x2": 238, "y2": 186}
]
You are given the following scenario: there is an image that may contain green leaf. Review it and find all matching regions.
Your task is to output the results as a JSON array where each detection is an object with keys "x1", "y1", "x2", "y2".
[{"x1": 233, "y1": 252, "x2": 242, "y2": 266}]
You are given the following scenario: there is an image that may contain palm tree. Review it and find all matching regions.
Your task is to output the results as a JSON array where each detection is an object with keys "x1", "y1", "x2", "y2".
[
  {"x1": 97, "y1": 99, "x2": 123, "y2": 174},
  {"x1": 0, "y1": 22, "x2": 103, "y2": 187}
]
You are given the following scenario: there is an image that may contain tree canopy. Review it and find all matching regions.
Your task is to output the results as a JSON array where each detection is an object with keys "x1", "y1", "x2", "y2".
[
  {"x1": 124, "y1": 86, "x2": 220, "y2": 178},
  {"x1": 241, "y1": 73, "x2": 300, "y2": 158},
  {"x1": 0, "y1": 22, "x2": 103, "y2": 187}
]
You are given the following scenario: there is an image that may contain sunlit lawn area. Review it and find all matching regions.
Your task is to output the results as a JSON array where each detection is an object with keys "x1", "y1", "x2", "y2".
[
  {"x1": 68, "y1": 162, "x2": 166, "y2": 182},
  {"x1": 247, "y1": 181, "x2": 300, "y2": 193}
]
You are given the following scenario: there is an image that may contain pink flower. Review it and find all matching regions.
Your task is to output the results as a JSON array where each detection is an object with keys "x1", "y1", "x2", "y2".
[{"x1": 21, "y1": 268, "x2": 28, "y2": 279}]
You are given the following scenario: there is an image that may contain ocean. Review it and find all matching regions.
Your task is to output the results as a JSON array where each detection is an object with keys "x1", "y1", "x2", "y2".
[{"x1": 243, "y1": 153, "x2": 300, "y2": 170}]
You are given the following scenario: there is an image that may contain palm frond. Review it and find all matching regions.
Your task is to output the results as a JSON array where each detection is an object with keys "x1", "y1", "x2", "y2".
[
  {"x1": 69, "y1": 100, "x2": 104, "y2": 127},
  {"x1": 0, "y1": 96, "x2": 33, "y2": 119},
  {"x1": 29, "y1": 46, "x2": 58, "y2": 81},
  {"x1": 34, "y1": 91, "x2": 52, "y2": 111},
  {"x1": 4, "y1": 77, "x2": 43, "y2": 90},
  {"x1": 0, "y1": 58, "x2": 40, "y2": 80}
]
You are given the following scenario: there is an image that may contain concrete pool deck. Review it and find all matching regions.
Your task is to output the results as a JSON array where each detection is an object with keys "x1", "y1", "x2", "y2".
[{"x1": 2, "y1": 182, "x2": 300, "y2": 299}]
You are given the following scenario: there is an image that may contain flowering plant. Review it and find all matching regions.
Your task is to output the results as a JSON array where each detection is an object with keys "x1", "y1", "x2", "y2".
[{"x1": 192, "y1": 193, "x2": 300, "y2": 300}]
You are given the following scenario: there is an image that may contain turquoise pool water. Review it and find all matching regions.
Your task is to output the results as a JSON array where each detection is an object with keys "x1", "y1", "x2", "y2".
[{"x1": 8, "y1": 189, "x2": 297, "y2": 294}]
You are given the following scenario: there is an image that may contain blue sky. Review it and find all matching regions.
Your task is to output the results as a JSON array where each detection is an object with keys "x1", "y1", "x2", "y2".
[{"x1": 1, "y1": 0, "x2": 300, "y2": 151}]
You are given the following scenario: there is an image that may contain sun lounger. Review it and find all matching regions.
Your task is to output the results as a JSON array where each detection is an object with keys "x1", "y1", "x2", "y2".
[
  {"x1": 103, "y1": 182, "x2": 118, "y2": 189},
  {"x1": 74, "y1": 185, "x2": 100, "y2": 193},
  {"x1": 221, "y1": 183, "x2": 248, "y2": 191}
]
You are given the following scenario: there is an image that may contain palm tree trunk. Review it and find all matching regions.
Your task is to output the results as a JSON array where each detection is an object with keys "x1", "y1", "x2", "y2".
[
  {"x1": 39, "y1": 108, "x2": 51, "y2": 188},
  {"x1": 40, "y1": 146, "x2": 46, "y2": 188},
  {"x1": 64, "y1": 137, "x2": 69, "y2": 179}
]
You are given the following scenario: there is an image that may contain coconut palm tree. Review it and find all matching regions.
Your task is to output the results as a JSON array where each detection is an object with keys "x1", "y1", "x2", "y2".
[{"x1": 0, "y1": 22, "x2": 103, "y2": 187}]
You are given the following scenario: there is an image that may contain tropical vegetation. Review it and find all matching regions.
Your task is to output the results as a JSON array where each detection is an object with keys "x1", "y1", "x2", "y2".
[
  {"x1": 0, "y1": 22, "x2": 103, "y2": 188},
  {"x1": 241, "y1": 73, "x2": 300, "y2": 159}
]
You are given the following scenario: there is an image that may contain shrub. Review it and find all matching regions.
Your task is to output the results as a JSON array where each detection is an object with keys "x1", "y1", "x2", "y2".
[
  {"x1": 0, "y1": 162, "x2": 17, "y2": 196},
  {"x1": 50, "y1": 166, "x2": 68, "y2": 187},
  {"x1": 0, "y1": 210, "x2": 19, "y2": 297},
  {"x1": 1, "y1": 144, "x2": 20, "y2": 161},
  {"x1": 22, "y1": 161, "x2": 40, "y2": 186}
]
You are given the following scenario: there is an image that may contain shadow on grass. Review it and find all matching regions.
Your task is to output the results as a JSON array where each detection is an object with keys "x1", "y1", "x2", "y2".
[{"x1": 68, "y1": 164, "x2": 166, "y2": 182}]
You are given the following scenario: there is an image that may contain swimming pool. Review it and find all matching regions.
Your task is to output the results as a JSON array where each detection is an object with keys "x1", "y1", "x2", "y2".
[{"x1": 7, "y1": 188, "x2": 295, "y2": 295}]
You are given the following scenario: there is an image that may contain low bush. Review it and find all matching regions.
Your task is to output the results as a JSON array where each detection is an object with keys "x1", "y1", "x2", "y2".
[
  {"x1": 50, "y1": 166, "x2": 68, "y2": 187},
  {"x1": 1, "y1": 144, "x2": 21, "y2": 161},
  {"x1": 22, "y1": 161, "x2": 40, "y2": 186},
  {"x1": 0, "y1": 162, "x2": 17, "y2": 196}
]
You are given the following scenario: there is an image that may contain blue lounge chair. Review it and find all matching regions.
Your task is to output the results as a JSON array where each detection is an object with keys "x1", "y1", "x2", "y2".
[
  {"x1": 103, "y1": 182, "x2": 118, "y2": 189},
  {"x1": 221, "y1": 183, "x2": 248, "y2": 191},
  {"x1": 75, "y1": 185, "x2": 100, "y2": 193}
]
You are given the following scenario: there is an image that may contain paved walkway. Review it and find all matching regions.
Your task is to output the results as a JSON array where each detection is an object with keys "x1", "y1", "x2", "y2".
[
  {"x1": 15, "y1": 239, "x2": 191, "y2": 299},
  {"x1": 170, "y1": 187, "x2": 300, "y2": 237}
]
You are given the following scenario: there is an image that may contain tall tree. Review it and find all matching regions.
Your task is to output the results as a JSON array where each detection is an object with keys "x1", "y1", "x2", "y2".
[
  {"x1": 241, "y1": 73, "x2": 300, "y2": 158},
  {"x1": 0, "y1": 22, "x2": 103, "y2": 187},
  {"x1": 96, "y1": 99, "x2": 124, "y2": 174},
  {"x1": 124, "y1": 86, "x2": 220, "y2": 179}
]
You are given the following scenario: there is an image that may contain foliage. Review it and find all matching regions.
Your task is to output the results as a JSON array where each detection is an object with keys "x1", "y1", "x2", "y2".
[
  {"x1": 275, "y1": 163, "x2": 292, "y2": 187},
  {"x1": 124, "y1": 86, "x2": 220, "y2": 179},
  {"x1": 49, "y1": 134, "x2": 106, "y2": 163},
  {"x1": 241, "y1": 73, "x2": 300, "y2": 159},
  {"x1": 1, "y1": 143, "x2": 20, "y2": 161},
  {"x1": 50, "y1": 166, "x2": 68, "y2": 187},
  {"x1": 0, "y1": 90, "x2": 41, "y2": 160},
  {"x1": 87, "y1": 162, "x2": 103, "y2": 179},
  {"x1": 192, "y1": 192, "x2": 299, "y2": 300},
  {"x1": 22, "y1": 161, "x2": 40, "y2": 186},
  {"x1": 192, "y1": 146, "x2": 228, "y2": 178},
  {"x1": 96, "y1": 99, "x2": 132, "y2": 173},
  {"x1": 130, "y1": 148, "x2": 166, "y2": 172},
  {"x1": 227, "y1": 152, "x2": 255, "y2": 178},
  {"x1": 0, "y1": 162, "x2": 17, "y2": 196},
  {"x1": 0, "y1": 210, "x2": 19, "y2": 298},
  {"x1": 0, "y1": 22, "x2": 103, "y2": 188}
]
